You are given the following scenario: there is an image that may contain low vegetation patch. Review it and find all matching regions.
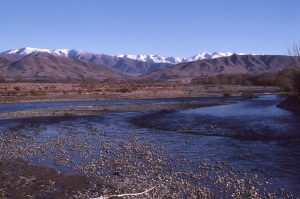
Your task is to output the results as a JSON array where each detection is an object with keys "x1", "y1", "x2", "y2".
[{"x1": 192, "y1": 68, "x2": 300, "y2": 93}]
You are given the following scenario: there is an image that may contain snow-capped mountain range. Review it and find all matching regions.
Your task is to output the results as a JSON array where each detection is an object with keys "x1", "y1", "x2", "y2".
[
  {"x1": 1, "y1": 47, "x2": 251, "y2": 64},
  {"x1": 0, "y1": 47, "x2": 293, "y2": 81},
  {"x1": 117, "y1": 52, "x2": 249, "y2": 64}
]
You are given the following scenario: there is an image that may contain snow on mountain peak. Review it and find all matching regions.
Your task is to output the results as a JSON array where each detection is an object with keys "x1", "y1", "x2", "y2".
[
  {"x1": 52, "y1": 49, "x2": 70, "y2": 56},
  {"x1": 5, "y1": 47, "x2": 52, "y2": 55},
  {"x1": 1, "y1": 47, "x2": 253, "y2": 65},
  {"x1": 2, "y1": 47, "x2": 87, "y2": 58},
  {"x1": 117, "y1": 52, "x2": 253, "y2": 64},
  {"x1": 117, "y1": 54, "x2": 184, "y2": 64},
  {"x1": 186, "y1": 52, "x2": 229, "y2": 62}
]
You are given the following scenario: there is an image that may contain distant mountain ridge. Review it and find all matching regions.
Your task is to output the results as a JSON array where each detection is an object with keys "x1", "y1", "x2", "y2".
[
  {"x1": 1, "y1": 48, "x2": 173, "y2": 75},
  {"x1": 0, "y1": 47, "x2": 295, "y2": 82},
  {"x1": 0, "y1": 52, "x2": 128, "y2": 81},
  {"x1": 1, "y1": 47, "x2": 253, "y2": 64},
  {"x1": 141, "y1": 54, "x2": 295, "y2": 80}
]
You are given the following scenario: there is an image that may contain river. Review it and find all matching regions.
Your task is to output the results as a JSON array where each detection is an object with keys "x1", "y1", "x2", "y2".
[{"x1": 0, "y1": 95, "x2": 299, "y2": 197}]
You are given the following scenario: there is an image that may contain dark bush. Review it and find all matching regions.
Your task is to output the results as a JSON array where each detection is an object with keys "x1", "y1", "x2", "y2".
[
  {"x1": 30, "y1": 89, "x2": 37, "y2": 95},
  {"x1": 13, "y1": 86, "x2": 21, "y2": 92},
  {"x1": 117, "y1": 88, "x2": 131, "y2": 93},
  {"x1": 223, "y1": 92, "x2": 231, "y2": 97}
]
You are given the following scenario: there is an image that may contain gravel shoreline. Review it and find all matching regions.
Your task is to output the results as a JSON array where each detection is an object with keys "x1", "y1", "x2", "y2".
[
  {"x1": 0, "y1": 101, "x2": 227, "y2": 120},
  {"x1": 0, "y1": 121, "x2": 293, "y2": 199}
]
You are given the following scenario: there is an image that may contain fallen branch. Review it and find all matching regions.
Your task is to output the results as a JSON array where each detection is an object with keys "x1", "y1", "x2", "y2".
[{"x1": 90, "y1": 186, "x2": 155, "y2": 199}]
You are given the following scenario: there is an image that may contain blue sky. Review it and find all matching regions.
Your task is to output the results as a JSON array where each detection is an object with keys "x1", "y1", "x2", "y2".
[{"x1": 0, "y1": 0, "x2": 299, "y2": 57}]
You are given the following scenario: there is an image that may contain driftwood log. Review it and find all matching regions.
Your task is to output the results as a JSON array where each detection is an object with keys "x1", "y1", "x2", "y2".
[{"x1": 90, "y1": 187, "x2": 155, "y2": 199}]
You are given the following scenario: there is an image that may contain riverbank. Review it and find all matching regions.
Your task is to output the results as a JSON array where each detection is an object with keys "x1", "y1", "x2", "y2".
[
  {"x1": 277, "y1": 95, "x2": 300, "y2": 113},
  {"x1": 0, "y1": 101, "x2": 227, "y2": 120},
  {"x1": 0, "y1": 82, "x2": 280, "y2": 103},
  {"x1": 0, "y1": 159, "x2": 97, "y2": 199}
]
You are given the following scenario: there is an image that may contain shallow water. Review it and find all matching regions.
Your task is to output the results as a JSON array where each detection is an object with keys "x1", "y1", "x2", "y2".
[
  {"x1": 1, "y1": 95, "x2": 300, "y2": 196},
  {"x1": 0, "y1": 96, "x2": 228, "y2": 113},
  {"x1": 131, "y1": 95, "x2": 300, "y2": 193}
]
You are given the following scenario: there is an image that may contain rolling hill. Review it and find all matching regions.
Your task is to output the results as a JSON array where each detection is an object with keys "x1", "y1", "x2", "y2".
[
  {"x1": 141, "y1": 54, "x2": 295, "y2": 81},
  {"x1": 0, "y1": 52, "x2": 127, "y2": 81}
]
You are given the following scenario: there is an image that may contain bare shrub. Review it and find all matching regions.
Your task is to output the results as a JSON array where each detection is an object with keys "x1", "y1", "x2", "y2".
[{"x1": 288, "y1": 44, "x2": 300, "y2": 93}]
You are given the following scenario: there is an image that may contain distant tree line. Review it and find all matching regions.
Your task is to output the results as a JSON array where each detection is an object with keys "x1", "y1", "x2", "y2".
[{"x1": 191, "y1": 68, "x2": 300, "y2": 92}]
